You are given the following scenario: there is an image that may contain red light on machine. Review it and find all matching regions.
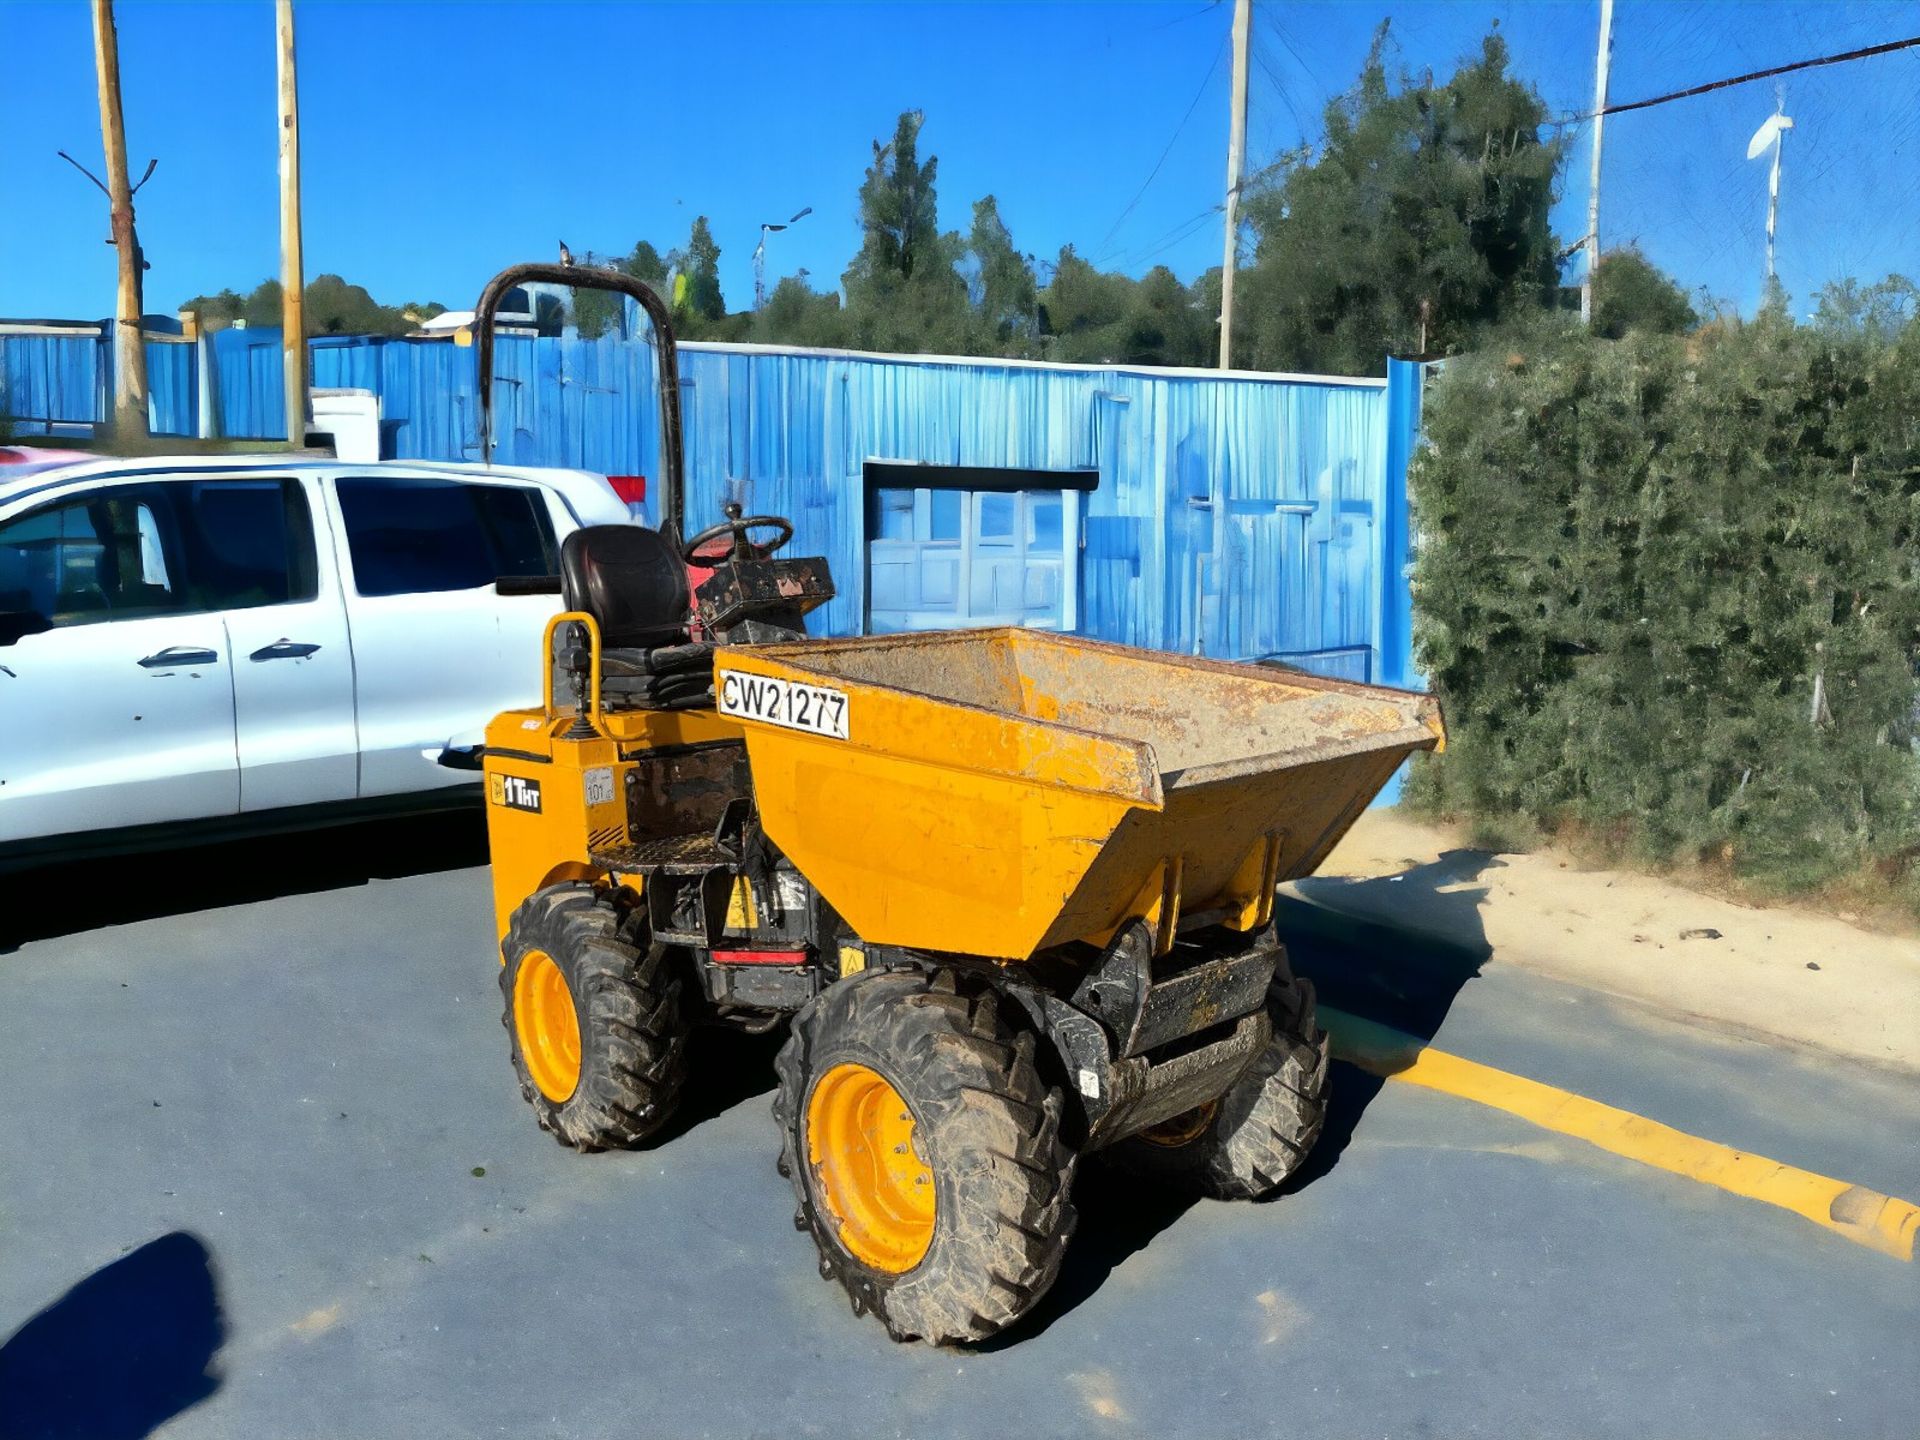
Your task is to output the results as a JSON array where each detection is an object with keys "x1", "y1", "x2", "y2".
[
  {"x1": 709, "y1": 947, "x2": 809, "y2": 966},
  {"x1": 606, "y1": 475, "x2": 647, "y2": 506}
]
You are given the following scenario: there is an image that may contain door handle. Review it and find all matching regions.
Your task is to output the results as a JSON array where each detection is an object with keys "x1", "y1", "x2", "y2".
[
  {"x1": 249, "y1": 640, "x2": 322, "y2": 662},
  {"x1": 138, "y1": 646, "x2": 220, "y2": 669}
]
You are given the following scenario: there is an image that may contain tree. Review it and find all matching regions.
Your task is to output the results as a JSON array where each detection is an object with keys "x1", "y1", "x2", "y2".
[
  {"x1": 840, "y1": 112, "x2": 971, "y2": 354},
  {"x1": 1407, "y1": 302, "x2": 1920, "y2": 910},
  {"x1": 847, "y1": 111, "x2": 942, "y2": 288},
  {"x1": 1116, "y1": 266, "x2": 1213, "y2": 367},
  {"x1": 963, "y1": 195, "x2": 1038, "y2": 355},
  {"x1": 180, "y1": 276, "x2": 432, "y2": 336},
  {"x1": 571, "y1": 240, "x2": 669, "y2": 339},
  {"x1": 302, "y1": 274, "x2": 416, "y2": 335},
  {"x1": 1590, "y1": 247, "x2": 1696, "y2": 339},
  {"x1": 1812, "y1": 275, "x2": 1917, "y2": 345},
  {"x1": 1239, "y1": 24, "x2": 1566, "y2": 375},
  {"x1": 673, "y1": 217, "x2": 726, "y2": 331},
  {"x1": 180, "y1": 287, "x2": 246, "y2": 330},
  {"x1": 624, "y1": 240, "x2": 668, "y2": 292},
  {"x1": 242, "y1": 278, "x2": 283, "y2": 329},
  {"x1": 1037, "y1": 247, "x2": 1212, "y2": 366},
  {"x1": 752, "y1": 272, "x2": 847, "y2": 349}
]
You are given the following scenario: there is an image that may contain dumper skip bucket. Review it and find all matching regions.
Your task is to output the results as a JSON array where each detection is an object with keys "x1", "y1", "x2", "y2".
[{"x1": 715, "y1": 629, "x2": 1443, "y2": 962}]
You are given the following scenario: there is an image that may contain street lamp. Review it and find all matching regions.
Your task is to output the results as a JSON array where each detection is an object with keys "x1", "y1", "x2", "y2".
[{"x1": 753, "y1": 206, "x2": 813, "y2": 312}]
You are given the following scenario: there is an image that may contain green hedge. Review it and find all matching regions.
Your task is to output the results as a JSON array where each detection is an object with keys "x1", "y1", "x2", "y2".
[{"x1": 1406, "y1": 314, "x2": 1920, "y2": 909}]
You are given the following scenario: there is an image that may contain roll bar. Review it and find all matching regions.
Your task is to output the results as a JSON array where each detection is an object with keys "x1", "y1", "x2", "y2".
[{"x1": 473, "y1": 262, "x2": 686, "y2": 540}]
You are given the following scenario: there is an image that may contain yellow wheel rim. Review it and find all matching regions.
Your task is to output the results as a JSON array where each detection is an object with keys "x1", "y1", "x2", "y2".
[
  {"x1": 805, "y1": 1063, "x2": 935, "y2": 1274},
  {"x1": 513, "y1": 949, "x2": 581, "y2": 1102},
  {"x1": 1138, "y1": 1098, "x2": 1219, "y2": 1149}
]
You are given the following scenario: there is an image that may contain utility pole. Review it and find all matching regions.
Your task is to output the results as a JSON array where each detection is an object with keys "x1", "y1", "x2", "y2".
[
  {"x1": 90, "y1": 0, "x2": 149, "y2": 441},
  {"x1": 1763, "y1": 99, "x2": 1791, "y2": 285},
  {"x1": 276, "y1": 0, "x2": 308, "y2": 447},
  {"x1": 1579, "y1": 0, "x2": 1614, "y2": 326},
  {"x1": 1216, "y1": 0, "x2": 1251, "y2": 369}
]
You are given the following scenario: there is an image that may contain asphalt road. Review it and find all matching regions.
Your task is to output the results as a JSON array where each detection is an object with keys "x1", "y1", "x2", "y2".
[{"x1": 2, "y1": 814, "x2": 1916, "y2": 1439}]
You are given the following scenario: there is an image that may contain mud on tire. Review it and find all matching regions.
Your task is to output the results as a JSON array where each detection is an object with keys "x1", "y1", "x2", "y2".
[
  {"x1": 500, "y1": 883, "x2": 689, "y2": 1151},
  {"x1": 1107, "y1": 967, "x2": 1331, "y2": 1199},
  {"x1": 774, "y1": 968, "x2": 1077, "y2": 1344}
]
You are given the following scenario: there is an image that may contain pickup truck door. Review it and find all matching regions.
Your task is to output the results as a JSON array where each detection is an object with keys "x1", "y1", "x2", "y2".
[
  {"x1": 0, "y1": 482, "x2": 239, "y2": 844},
  {"x1": 325, "y1": 474, "x2": 566, "y2": 799},
  {"x1": 188, "y1": 475, "x2": 358, "y2": 812}
]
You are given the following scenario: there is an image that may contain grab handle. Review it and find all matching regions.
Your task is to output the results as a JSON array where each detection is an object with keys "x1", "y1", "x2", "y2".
[{"x1": 541, "y1": 609, "x2": 604, "y2": 734}]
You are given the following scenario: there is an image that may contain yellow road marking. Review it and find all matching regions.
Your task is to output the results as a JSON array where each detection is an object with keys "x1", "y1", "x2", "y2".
[{"x1": 1319, "y1": 1005, "x2": 1920, "y2": 1261}]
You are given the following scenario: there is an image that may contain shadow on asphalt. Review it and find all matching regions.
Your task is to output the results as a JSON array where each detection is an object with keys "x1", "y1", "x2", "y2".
[
  {"x1": 0, "y1": 810, "x2": 489, "y2": 955},
  {"x1": 990, "y1": 848, "x2": 1501, "y2": 1344},
  {"x1": 652, "y1": 1023, "x2": 787, "y2": 1147},
  {"x1": 1276, "y1": 847, "x2": 1501, "y2": 1195},
  {"x1": 1284, "y1": 847, "x2": 1501, "y2": 1044},
  {"x1": 0, "y1": 1231, "x2": 225, "y2": 1440},
  {"x1": 978, "y1": 1162, "x2": 1197, "y2": 1348}
]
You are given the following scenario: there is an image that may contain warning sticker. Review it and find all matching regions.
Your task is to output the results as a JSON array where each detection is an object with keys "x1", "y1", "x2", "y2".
[
  {"x1": 583, "y1": 767, "x2": 616, "y2": 807},
  {"x1": 489, "y1": 773, "x2": 542, "y2": 813}
]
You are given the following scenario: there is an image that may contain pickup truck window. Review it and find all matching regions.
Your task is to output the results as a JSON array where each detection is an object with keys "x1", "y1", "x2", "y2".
[
  {"x1": 182, "y1": 478, "x2": 318, "y2": 611},
  {"x1": 0, "y1": 488, "x2": 181, "y2": 641},
  {"x1": 336, "y1": 477, "x2": 558, "y2": 597},
  {"x1": 0, "y1": 477, "x2": 313, "y2": 643}
]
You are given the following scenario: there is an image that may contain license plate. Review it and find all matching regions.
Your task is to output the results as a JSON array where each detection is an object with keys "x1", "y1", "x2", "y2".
[{"x1": 718, "y1": 671, "x2": 849, "y2": 740}]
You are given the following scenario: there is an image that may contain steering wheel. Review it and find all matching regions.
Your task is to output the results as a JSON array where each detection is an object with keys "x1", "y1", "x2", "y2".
[{"x1": 681, "y1": 514, "x2": 793, "y2": 565}]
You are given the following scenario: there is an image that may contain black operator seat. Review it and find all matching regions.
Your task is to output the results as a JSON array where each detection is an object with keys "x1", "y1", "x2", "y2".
[{"x1": 558, "y1": 525, "x2": 714, "y2": 710}]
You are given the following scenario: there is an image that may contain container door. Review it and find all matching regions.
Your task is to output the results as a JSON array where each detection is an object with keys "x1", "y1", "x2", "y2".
[{"x1": 868, "y1": 485, "x2": 1075, "y2": 634}]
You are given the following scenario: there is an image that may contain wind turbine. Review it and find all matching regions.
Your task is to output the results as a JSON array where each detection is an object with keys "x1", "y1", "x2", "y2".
[
  {"x1": 753, "y1": 206, "x2": 814, "y2": 312},
  {"x1": 1746, "y1": 98, "x2": 1794, "y2": 285}
]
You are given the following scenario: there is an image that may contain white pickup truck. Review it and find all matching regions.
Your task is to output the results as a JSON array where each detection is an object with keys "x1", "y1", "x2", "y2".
[{"x1": 0, "y1": 454, "x2": 634, "y2": 866}]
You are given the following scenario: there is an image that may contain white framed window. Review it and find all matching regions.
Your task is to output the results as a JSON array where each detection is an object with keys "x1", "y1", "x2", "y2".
[{"x1": 864, "y1": 465, "x2": 1089, "y2": 635}]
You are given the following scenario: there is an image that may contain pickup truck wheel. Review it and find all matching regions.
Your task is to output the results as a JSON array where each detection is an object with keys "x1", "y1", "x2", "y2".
[
  {"x1": 1108, "y1": 972, "x2": 1330, "y2": 1199},
  {"x1": 500, "y1": 883, "x2": 688, "y2": 1151},
  {"x1": 774, "y1": 968, "x2": 1077, "y2": 1344}
]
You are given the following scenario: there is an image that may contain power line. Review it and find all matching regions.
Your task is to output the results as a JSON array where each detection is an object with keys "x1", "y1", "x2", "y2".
[
  {"x1": 1148, "y1": 0, "x2": 1221, "y2": 32},
  {"x1": 1259, "y1": 9, "x2": 1336, "y2": 118},
  {"x1": 1249, "y1": 34, "x2": 1313, "y2": 147},
  {"x1": 1117, "y1": 202, "x2": 1224, "y2": 271},
  {"x1": 1566, "y1": 33, "x2": 1920, "y2": 124},
  {"x1": 1093, "y1": 31, "x2": 1228, "y2": 263}
]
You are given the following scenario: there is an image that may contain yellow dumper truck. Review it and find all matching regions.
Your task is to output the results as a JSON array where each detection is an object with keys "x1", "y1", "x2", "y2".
[{"x1": 472, "y1": 263, "x2": 1444, "y2": 1343}]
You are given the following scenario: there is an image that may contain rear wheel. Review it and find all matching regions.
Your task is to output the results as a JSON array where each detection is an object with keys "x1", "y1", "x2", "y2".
[
  {"x1": 500, "y1": 883, "x2": 688, "y2": 1151},
  {"x1": 774, "y1": 968, "x2": 1076, "y2": 1344},
  {"x1": 1108, "y1": 970, "x2": 1330, "y2": 1199}
]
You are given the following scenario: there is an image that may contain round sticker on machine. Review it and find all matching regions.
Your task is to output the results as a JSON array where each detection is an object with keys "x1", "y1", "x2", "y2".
[{"x1": 584, "y1": 767, "x2": 616, "y2": 807}]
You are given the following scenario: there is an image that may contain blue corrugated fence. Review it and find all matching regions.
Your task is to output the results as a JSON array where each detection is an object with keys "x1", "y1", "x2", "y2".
[{"x1": 1, "y1": 324, "x2": 1426, "y2": 709}]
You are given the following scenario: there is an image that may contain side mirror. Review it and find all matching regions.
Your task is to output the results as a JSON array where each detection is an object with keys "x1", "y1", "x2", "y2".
[
  {"x1": 434, "y1": 733, "x2": 488, "y2": 771},
  {"x1": 0, "y1": 612, "x2": 53, "y2": 647}
]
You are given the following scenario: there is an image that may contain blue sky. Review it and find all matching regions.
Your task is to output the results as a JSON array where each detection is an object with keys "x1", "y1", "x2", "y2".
[{"x1": 4, "y1": 1, "x2": 1915, "y2": 325}]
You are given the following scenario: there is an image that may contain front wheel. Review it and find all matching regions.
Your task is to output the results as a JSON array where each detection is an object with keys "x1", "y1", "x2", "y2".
[
  {"x1": 500, "y1": 883, "x2": 689, "y2": 1151},
  {"x1": 774, "y1": 968, "x2": 1077, "y2": 1344},
  {"x1": 1107, "y1": 970, "x2": 1331, "y2": 1199}
]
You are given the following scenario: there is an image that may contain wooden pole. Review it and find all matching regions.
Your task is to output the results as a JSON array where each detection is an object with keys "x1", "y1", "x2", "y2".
[
  {"x1": 276, "y1": 0, "x2": 307, "y2": 446},
  {"x1": 1579, "y1": 0, "x2": 1614, "y2": 327},
  {"x1": 1216, "y1": 0, "x2": 1251, "y2": 369},
  {"x1": 90, "y1": 0, "x2": 149, "y2": 441}
]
